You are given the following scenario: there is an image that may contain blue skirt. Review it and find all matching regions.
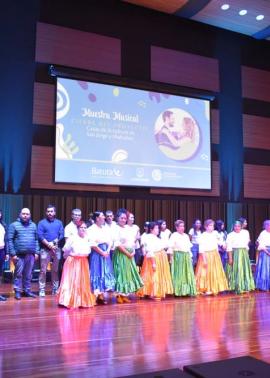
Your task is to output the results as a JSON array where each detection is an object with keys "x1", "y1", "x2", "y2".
[
  {"x1": 90, "y1": 243, "x2": 116, "y2": 293},
  {"x1": 255, "y1": 248, "x2": 270, "y2": 291}
]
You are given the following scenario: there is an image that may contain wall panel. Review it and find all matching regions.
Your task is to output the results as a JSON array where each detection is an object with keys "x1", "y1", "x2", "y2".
[
  {"x1": 33, "y1": 82, "x2": 55, "y2": 126},
  {"x1": 244, "y1": 164, "x2": 270, "y2": 199},
  {"x1": 242, "y1": 66, "x2": 270, "y2": 102},
  {"x1": 151, "y1": 46, "x2": 220, "y2": 92},
  {"x1": 243, "y1": 114, "x2": 270, "y2": 149},
  {"x1": 35, "y1": 22, "x2": 121, "y2": 75}
]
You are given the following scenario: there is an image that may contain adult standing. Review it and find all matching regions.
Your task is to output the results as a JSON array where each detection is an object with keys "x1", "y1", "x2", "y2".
[
  {"x1": 0, "y1": 210, "x2": 8, "y2": 301},
  {"x1": 8, "y1": 208, "x2": 39, "y2": 300},
  {"x1": 88, "y1": 211, "x2": 115, "y2": 304},
  {"x1": 64, "y1": 208, "x2": 82, "y2": 240},
  {"x1": 38, "y1": 205, "x2": 64, "y2": 297},
  {"x1": 226, "y1": 220, "x2": 255, "y2": 294}
]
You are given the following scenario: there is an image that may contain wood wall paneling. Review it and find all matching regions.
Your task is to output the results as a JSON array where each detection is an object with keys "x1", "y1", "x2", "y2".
[
  {"x1": 242, "y1": 66, "x2": 270, "y2": 102},
  {"x1": 31, "y1": 145, "x2": 119, "y2": 193},
  {"x1": 35, "y1": 22, "x2": 121, "y2": 75},
  {"x1": 33, "y1": 82, "x2": 55, "y2": 126},
  {"x1": 150, "y1": 161, "x2": 220, "y2": 197},
  {"x1": 243, "y1": 114, "x2": 270, "y2": 149},
  {"x1": 211, "y1": 108, "x2": 219, "y2": 144},
  {"x1": 151, "y1": 46, "x2": 220, "y2": 92},
  {"x1": 244, "y1": 164, "x2": 270, "y2": 199}
]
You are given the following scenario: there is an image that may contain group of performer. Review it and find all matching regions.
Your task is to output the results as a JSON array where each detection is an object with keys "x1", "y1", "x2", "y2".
[{"x1": 0, "y1": 206, "x2": 270, "y2": 309}]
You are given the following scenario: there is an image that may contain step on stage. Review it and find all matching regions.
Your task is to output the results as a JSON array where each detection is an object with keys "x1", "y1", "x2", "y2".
[{"x1": 1, "y1": 284, "x2": 270, "y2": 378}]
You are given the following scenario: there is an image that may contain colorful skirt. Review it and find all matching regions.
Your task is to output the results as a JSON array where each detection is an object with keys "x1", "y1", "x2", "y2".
[
  {"x1": 90, "y1": 243, "x2": 116, "y2": 294},
  {"x1": 113, "y1": 248, "x2": 143, "y2": 294},
  {"x1": 195, "y1": 249, "x2": 228, "y2": 295},
  {"x1": 171, "y1": 251, "x2": 197, "y2": 296},
  {"x1": 138, "y1": 250, "x2": 173, "y2": 298},
  {"x1": 255, "y1": 248, "x2": 270, "y2": 291},
  {"x1": 226, "y1": 248, "x2": 255, "y2": 294},
  {"x1": 58, "y1": 256, "x2": 96, "y2": 309}
]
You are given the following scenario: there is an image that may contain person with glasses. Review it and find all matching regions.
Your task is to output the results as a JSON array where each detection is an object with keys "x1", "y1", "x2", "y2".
[{"x1": 58, "y1": 221, "x2": 95, "y2": 309}]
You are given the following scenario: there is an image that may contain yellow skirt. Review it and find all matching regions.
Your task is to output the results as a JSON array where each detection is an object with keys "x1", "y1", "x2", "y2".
[
  {"x1": 195, "y1": 249, "x2": 228, "y2": 295},
  {"x1": 58, "y1": 256, "x2": 96, "y2": 309},
  {"x1": 138, "y1": 250, "x2": 173, "y2": 298}
]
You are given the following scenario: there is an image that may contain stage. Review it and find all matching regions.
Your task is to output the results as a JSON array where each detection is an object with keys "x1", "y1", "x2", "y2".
[{"x1": 1, "y1": 284, "x2": 270, "y2": 377}]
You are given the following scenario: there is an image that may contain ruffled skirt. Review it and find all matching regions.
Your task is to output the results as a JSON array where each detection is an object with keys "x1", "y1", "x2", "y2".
[
  {"x1": 58, "y1": 256, "x2": 96, "y2": 309},
  {"x1": 226, "y1": 248, "x2": 255, "y2": 294},
  {"x1": 171, "y1": 251, "x2": 197, "y2": 296},
  {"x1": 195, "y1": 249, "x2": 228, "y2": 294},
  {"x1": 138, "y1": 250, "x2": 173, "y2": 298},
  {"x1": 90, "y1": 243, "x2": 116, "y2": 294},
  {"x1": 113, "y1": 248, "x2": 143, "y2": 294},
  {"x1": 255, "y1": 249, "x2": 270, "y2": 291}
]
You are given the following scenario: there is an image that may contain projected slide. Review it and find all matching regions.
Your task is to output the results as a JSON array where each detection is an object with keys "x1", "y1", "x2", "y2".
[{"x1": 55, "y1": 77, "x2": 211, "y2": 189}]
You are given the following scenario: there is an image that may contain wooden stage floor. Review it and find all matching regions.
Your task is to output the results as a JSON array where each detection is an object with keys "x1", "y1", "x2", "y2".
[{"x1": 1, "y1": 283, "x2": 270, "y2": 378}]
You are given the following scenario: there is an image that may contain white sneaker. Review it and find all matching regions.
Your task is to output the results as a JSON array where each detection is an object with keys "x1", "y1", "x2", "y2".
[{"x1": 39, "y1": 290, "x2": 45, "y2": 297}]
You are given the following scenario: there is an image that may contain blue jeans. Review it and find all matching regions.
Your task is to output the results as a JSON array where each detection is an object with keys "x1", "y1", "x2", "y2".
[
  {"x1": 13, "y1": 254, "x2": 35, "y2": 292},
  {"x1": 39, "y1": 248, "x2": 61, "y2": 291}
]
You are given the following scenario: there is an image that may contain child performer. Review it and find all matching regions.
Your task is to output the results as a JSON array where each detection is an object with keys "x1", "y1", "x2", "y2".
[
  {"x1": 138, "y1": 221, "x2": 173, "y2": 299},
  {"x1": 113, "y1": 210, "x2": 143, "y2": 303},
  {"x1": 255, "y1": 220, "x2": 270, "y2": 291},
  {"x1": 226, "y1": 220, "x2": 255, "y2": 294},
  {"x1": 214, "y1": 219, "x2": 227, "y2": 270},
  {"x1": 195, "y1": 219, "x2": 228, "y2": 295},
  {"x1": 58, "y1": 221, "x2": 96, "y2": 309},
  {"x1": 168, "y1": 220, "x2": 197, "y2": 297}
]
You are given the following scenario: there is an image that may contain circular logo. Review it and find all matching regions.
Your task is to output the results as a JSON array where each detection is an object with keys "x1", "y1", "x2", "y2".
[
  {"x1": 154, "y1": 108, "x2": 200, "y2": 161},
  {"x1": 152, "y1": 169, "x2": 162, "y2": 181}
]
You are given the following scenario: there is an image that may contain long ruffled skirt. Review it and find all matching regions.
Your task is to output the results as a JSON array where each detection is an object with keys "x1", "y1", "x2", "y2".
[
  {"x1": 226, "y1": 248, "x2": 255, "y2": 294},
  {"x1": 195, "y1": 249, "x2": 228, "y2": 295},
  {"x1": 113, "y1": 248, "x2": 143, "y2": 294},
  {"x1": 138, "y1": 250, "x2": 173, "y2": 298},
  {"x1": 90, "y1": 243, "x2": 116, "y2": 294},
  {"x1": 172, "y1": 251, "x2": 197, "y2": 296},
  {"x1": 58, "y1": 256, "x2": 96, "y2": 309},
  {"x1": 255, "y1": 249, "x2": 270, "y2": 291}
]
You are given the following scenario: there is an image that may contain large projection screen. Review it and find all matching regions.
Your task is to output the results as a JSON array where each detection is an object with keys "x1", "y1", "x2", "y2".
[{"x1": 55, "y1": 77, "x2": 211, "y2": 189}]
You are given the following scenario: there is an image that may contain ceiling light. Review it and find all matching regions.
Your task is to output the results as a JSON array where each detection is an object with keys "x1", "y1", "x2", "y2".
[
  {"x1": 256, "y1": 14, "x2": 264, "y2": 21},
  {"x1": 221, "y1": 4, "x2": 230, "y2": 10},
  {"x1": 239, "y1": 10, "x2": 247, "y2": 16}
]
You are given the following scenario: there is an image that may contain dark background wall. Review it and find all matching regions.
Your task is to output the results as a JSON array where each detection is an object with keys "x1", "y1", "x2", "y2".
[{"x1": 1, "y1": 0, "x2": 270, "y2": 246}]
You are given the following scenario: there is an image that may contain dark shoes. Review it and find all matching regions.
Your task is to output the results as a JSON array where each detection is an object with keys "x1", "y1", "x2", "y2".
[
  {"x1": 97, "y1": 294, "x2": 108, "y2": 305},
  {"x1": 15, "y1": 291, "x2": 21, "y2": 300},
  {"x1": 0, "y1": 295, "x2": 7, "y2": 301},
  {"x1": 24, "y1": 291, "x2": 37, "y2": 298}
]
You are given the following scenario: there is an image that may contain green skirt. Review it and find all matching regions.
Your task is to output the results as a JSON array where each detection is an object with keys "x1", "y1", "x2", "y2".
[
  {"x1": 113, "y1": 248, "x2": 144, "y2": 294},
  {"x1": 171, "y1": 251, "x2": 197, "y2": 296},
  {"x1": 226, "y1": 248, "x2": 255, "y2": 294}
]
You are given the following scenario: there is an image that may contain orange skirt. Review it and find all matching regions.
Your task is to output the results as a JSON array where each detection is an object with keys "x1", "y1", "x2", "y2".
[
  {"x1": 138, "y1": 251, "x2": 173, "y2": 298},
  {"x1": 58, "y1": 256, "x2": 96, "y2": 309},
  {"x1": 195, "y1": 249, "x2": 228, "y2": 295}
]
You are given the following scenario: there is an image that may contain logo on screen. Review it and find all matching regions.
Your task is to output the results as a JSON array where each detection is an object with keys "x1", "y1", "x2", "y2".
[
  {"x1": 152, "y1": 169, "x2": 162, "y2": 181},
  {"x1": 154, "y1": 108, "x2": 200, "y2": 161}
]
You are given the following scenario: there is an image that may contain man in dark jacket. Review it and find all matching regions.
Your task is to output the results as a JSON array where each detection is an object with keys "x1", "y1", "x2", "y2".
[
  {"x1": 0, "y1": 209, "x2": 8, "y2": 301},
  {"x1": 8, "y1": 208, "x2": 39, "y2": 300}
]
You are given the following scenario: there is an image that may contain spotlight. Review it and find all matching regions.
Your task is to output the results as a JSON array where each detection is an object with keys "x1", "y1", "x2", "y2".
[
  {"x1": 239, "y1": 10, "x2": 247, "y2": 16},
  {"x1": 221, "y1": 4, "x2": 230, "y2": 10},
  {"x1": 256, "y1": 14, "x2": 264, "y2": 21}
]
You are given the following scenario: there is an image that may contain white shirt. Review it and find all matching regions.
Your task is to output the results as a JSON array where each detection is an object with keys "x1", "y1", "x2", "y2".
[
  {"x1": 226, "y1": 230, "x2": 250, "y2": 251},
  {"x1": 188, "y1": 228, "x2": 202, "y2": 244},
  {"x1": 0, "y1": 223, "x2": 5, "y2": 249},
  {"x1": 213, "y1": 230, "x2": 226, "y2": 248},
  {"x1": 88, "y1": 223, "x2": 112, "y2": 246},
  {"x1": 168, "y1": 232, "x2": 192, "y2": 254},
  {"x1": 63, "y1": 234, "x2": 91, "y2": 257},
  {"x1": 114, "y1": 225, "x2": 136, "y2": 250},
  {"x1": 64, "y1": 221, "x2": 78, "y2": 239},
  {"x1": 199, "y1": 231, "x2": 218, "y2": 253},
  {"x1": 256, "y1": 230, "x2": 270, "y2": 251},
  {"x1": 144, "y1": 234, "x2": 166, "y2": 258},
  {"x1": 159, "y1": 228, "x2": 171, "y2": 249},
  {"x1": 127, "y1": 224, "x2": 140, "y2": 249},
  {"x1": 104, "y1": 222, "x2": 118, "y2": 249}
]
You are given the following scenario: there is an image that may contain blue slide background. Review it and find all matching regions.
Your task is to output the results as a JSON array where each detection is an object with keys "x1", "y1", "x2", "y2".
[{"x1": 55, "y1": 77, "x2": 211, "y2": 189}]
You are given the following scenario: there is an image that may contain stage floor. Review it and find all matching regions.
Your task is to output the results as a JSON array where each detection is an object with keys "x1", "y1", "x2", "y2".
[{"x1": 1, "y1": 283, "x2": 270, "y2": 377}]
